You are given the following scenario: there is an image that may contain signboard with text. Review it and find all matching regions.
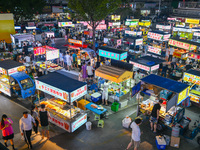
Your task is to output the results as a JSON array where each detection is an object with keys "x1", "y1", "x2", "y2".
[
  {"x1": 46, "y1": 49, "x2": 59, "y2": 60},
  {"x1": 71, "y1": 114, "x2": 87, "y2": 132},
  {"x1": 68, "y1": 39, "x2": 82, "y2": 45},
  {"x1": 169, "y1": 39, "x2": 190, "y2": 50},
  {"x1": 147, "y1": 32, "x2": 163, "y2": 41},
  {"x1": 99, "y1": 49, "x2": 119, "y2": 60},
  {"x1": 58, "y1": 22, "x2": 73, "y2": 27},
  {"x1": 148, "y1": 46, "x2": 161, "y2": 55},
  {"x1": 0, "y1": 67, "x2": 7, "y2": 75},
  {"x1": 183, "y1": 72, "x2": 200, "y2": 86},
  {"x1": 130, "y1": 61, "x2": 150, "y2": 72},
  {"x1": 177, "y1": 87, "x2": 190, "y2": 105},
  {"x1": 34, "y1": 47, "x2": 46, "y2": 56},
  {"x1": 0, "y1": 81, "x2": 11, "y2": 96},
  {"x1": 70, "y1": 85, "x2": 87, "y2": 102},
  {"x1": 135, "y1": 38, "x2": 143, "y2": 45},
  {"x1": 156, "y1": 24, "x2": 171, "y2": 30},
  {"x1": 7, "y1": 66, "x2": 26, "y2": 75}
]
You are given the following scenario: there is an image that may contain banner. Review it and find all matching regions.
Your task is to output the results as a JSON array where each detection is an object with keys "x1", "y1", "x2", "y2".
[
  {"x1": 71, "y1": 114, "x2": 87, "y2": 132},
  {"x1": 147, "y1": 32, "x2": 163, "y2": 41},
  {"x1": 156, "y1": 24, "x2": 171, "y2": 30},
  {"x1": 130, "y1": 61, "x2": 150, "y2": 71},
  {"x1": 7, "y1": 66, "x2": 25, "y2": 75}
]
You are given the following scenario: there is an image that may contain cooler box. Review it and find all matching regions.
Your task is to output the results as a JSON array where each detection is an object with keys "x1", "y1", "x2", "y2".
[
  {"x1": 91, "y1": 92, "x2": 102, "y2": 102},
  {"x1": 78, "y1": 99, "x2": 90, "y2": 110},
  {"x1": 119, "y1": 99, "x2": 128, "y2": 108},
  {"x1": 111, "y1": 102, "x2": 119, "y2": 112},
  {"x1": 156, "y1": 136, "x2": 166, "y2": 150}
]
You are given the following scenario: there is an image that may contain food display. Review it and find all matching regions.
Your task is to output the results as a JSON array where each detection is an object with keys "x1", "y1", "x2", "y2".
[
  {"x1": 0, "y1": 75, "x2": 10, "y2": 85},
  {"x1": 37, "y1": 61, "x2": 63, "y2": 72},
  {"x1": 40, "y1": 98, "x2": 80, "y2": 120},
  {"x1": 173, "y1": 48, "x2": 189, "y2": 59}
]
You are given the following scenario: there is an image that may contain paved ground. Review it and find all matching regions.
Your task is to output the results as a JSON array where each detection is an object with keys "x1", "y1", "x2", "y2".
[{"x1": 0, "y1": 94, "x2": 200, "y2": 150}]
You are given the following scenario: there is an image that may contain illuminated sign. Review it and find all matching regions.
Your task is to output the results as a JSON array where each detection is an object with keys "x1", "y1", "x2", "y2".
[
  {"x1": 148, "y1": 46, "x2": 161, "y2": 55},
  {"x1": 125, "y1": 21, "x2": 138, "y2": 26},
  {"x1": 147, "y1": 32, "x2": 163, "y2": 41},
  {"x1": 99, "y1": 49, "x2": 127, "y2": 60},
  {"x1": 156, "y1": 24, "x2": 171, "y2": 30},
  {"x1": 183, "y1": 73, "x2": 200, "y2": 86},
  {"x1": 189, "y1": 53, "x2": 200, "y2": 59},
  {"x1": 71, "y1": 114, "x2": 87, "y2": 132},
  {"x1": 120, "y1": 52, "x2": 127, "y2": 60},
  {"x1": 0, "y1": 81, "x2": 11, "y2": 96},
  {"x1": 0, "y1": 67, "x2": 7, "y2": 75},
  {"x1": 151, "y1": 64, "x2": 159, "y2": 71},
  {"x1": 177, "y1": 87, "x2": 190, "y2": 105},
  {"x1": 173, "y1": 27, "x2": 191, "y2": 32},
  {"x1": 46, "y1": 49, "x2": 60, "y2": 60},
  {"x1": 163, "y1": 34, "x2": 171, "y2": 41},
  {"x1": 111, "y1": 15, "x2": 120, "y2": 20},
  {"x1": 112, "y1": 22, "x2": 121, "y2": 26},
  {"x1": 169, "y1": 39, "x2": 190, "y2": 50},
  {"x1": 35, "y1": 80, "x2": 69, "y2": 102},
  {"x1": 25, "y1": 26, "x2": 36, "y2": 30},
  {"x1": 130, "y1": 61, "x2": 150, "y2": 71},
  {"x1": 125, "y1": 30, "x2": 142, "y2": 36},
  {"x1": 58, "y1": 22, "x2": 73, "y2": 27},
  {"x1": 117, "y1": 39, "x2": 121, "y2": 46},
  {"x1": 139, "y1": 22, "x2": 151, "y2": 27},
  {"x1": 193, "y1": 32, "x2": 200, "y2": 37},
  {"x1": 8, "y1": 66, "x2": 26, "y2": 75},
  {"x1": 173, "y1": 51, "x2": 182, "y2": 58},
  {"x1": 70, "y1": 85, "x2": 87, "y2": 102},
  {"x1": 15, "y1": 26, "x2": 21, "y2": 29},
  {"x1": 68, "y1": 39, "x2": 82, "y2": 45},
  {"x1": 87, "y1": 24, "x2": 107, "y2": 30},
  {"x1": 34, "y1": 47, "x2": 46, "y2": 55},
  {"x1": 135, "y1": 38, "x2": 143, "y2": 45},
  {"x1": 167, "y1": 17, "x2": 176, "y2": 21},
  {"x1": 185, "y1": 18, "x2": 199, "y2": 24}
]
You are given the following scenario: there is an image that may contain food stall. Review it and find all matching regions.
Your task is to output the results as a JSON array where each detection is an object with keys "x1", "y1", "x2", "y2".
[
  {"x1": 10, "y1": 33, "x2": 34, "y2": 53},
  {"x1": 36, "y1": 71, "x2": 87, "y2": 132},
  {"x1": 0, "y1": 60, "x2": 35, "y2": 99},
  {"x1": 168, "y1": 38, "x2": 200, "y2": 60},
  {"x1": 172, "y1": 27, "x2": 193, "y2": 40},
  {"x1": 124, "y1": 36, "x2": 143, "y2": 50},
  {"x1": 147, "y1": 31, "x2": 171, "y2": 58},
  {"x1": 156, "y1": 24, "x2": 171, "y2": 33},
  {"x1": 183, "y1": 69, "x2": 200, "y2": 107},
  {"x1": 95, "y1": 61, "x2": 133, "y2": 106},
  {"x1": 0, "y1": 52, "x2": 13, "y2": 61},
  {"x1": 33, "y1": 46, "x2": 62, "y2": 72},
  {"x1": 136, "y1": 74, "x2": 190, "y2": 131},
  {"x1": 129, "y1": 56, "x2": 165, "y2": 75},
  {"x1": 139, "y1": 20, "x2": 151, "y2": 43}
]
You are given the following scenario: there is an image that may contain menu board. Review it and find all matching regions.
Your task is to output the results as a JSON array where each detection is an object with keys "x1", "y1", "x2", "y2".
[
  {"x1": 46, "y1": 49, "x2": 59, "y2": 60},
  {"x1": 183, "y1": 73, "x2": 200, "y2": 86}
]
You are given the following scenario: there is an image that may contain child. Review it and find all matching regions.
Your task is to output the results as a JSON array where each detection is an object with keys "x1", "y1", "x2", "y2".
[{"x1": 78, "y1": 68, "x2": 83, "y2": 81}]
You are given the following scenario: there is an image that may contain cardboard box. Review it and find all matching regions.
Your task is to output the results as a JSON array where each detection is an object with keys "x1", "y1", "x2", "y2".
[{"x1": 170, "y1": 136, "x2": 180, "y2": 148}]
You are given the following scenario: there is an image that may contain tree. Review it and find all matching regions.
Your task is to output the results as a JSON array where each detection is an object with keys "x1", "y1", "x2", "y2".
[
  {"x1": 0, "y1": 0, "x2": 46, "y2": 24},
  {"x1": 67, "y1": 0, "x2": 122, "y2": 50}
]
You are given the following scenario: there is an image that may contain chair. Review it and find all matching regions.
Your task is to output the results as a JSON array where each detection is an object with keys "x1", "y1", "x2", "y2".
[
  {"x1": 97, "y1": 120, "x2": 104, "y2": 128},
  {"x1": 94, "y1": 114, "x2": 100, "y2": 121}
]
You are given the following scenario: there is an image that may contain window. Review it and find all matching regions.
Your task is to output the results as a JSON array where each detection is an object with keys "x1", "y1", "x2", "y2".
[{"x1": 20, "y1": 78, "x2": 34, "y2": 90}]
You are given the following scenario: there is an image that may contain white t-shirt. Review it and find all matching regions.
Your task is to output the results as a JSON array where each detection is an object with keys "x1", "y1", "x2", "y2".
[
  {"x1": 65, "y1": 54, "x2": 71, "y2": 63},
  {"x1": 24, "y1": 56, "x2": 31, "y2": 63},
  {"x1": 169, "y1": 47, "x2": 174, "y2": 55},
  {"x1": 130, "y1": 122, "x2": 141, "y2": 142},
  {"x1": 86, "y1": 66, "x2": 93, "y2": 75},
  {"x1": 103, "y1": 82, "x2": 109, "y2": 93}
]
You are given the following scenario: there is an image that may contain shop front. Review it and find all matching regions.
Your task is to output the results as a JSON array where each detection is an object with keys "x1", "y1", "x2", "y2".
[
  {"x1": 36, "y1": 71, "x2": 87, "y2": 132},
  {"x1": 0, "y1": 60, "x2": 35, "y2": 99}
]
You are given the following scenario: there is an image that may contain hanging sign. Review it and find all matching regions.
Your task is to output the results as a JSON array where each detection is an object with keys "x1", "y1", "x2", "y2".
[{"x1": 177, "y1": 87, "x2": 190, "y2": 105}]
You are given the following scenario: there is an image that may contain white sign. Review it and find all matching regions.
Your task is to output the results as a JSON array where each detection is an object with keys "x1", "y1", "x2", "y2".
[
  {"x1": 45, "y1": 32, "x2": 55, "y2": 37},
  {"x1": 173, "y1": 27, "x2": 191, "y2": 32},
  {"x1": 151, "y1": 64, "x2": 160, "y2": 71},
  {"x1": 70, "y1": 85, "x2": 87, "y2": 102},
  {"x1": 7, "y1": 66, "x2": 25, "y2": 75},
  {"x1": 112, "y1": 22, "x2": 121, "y2": 26},
  {"x1": 156, "y1": 24, "x2": 171, "y2": 30},
  {"x1": 71, "y1": 114, "x2": 87, "y2": 132},
  {"x1": 0, "y1": 81, "x2": 11, "y2": 96},
  {"x1": 49, "y1": 112, "x2": 70, "y2": 132},
  {"x1": 25, "y1": 26, "x2": 36, "y2": 30},
  {"x1": 193, "y1": 32, "x2": 200, "y2": 37},
  {"x1": 163, "y1": 34, "x2": 171, "y2": 41},
  {"x1": 135, "y1": 39, "x2": 143, "y2": 45},
  {"x1": 35, "y1": 80, "x2": 70, "y2": 102},
  {"x1": 130, "y1": 61, "x2": 150, "y2": 71},
  {"x1": 125, "y1": 30, "x2": 142, "y2": 36},
  {"x1": 46, "y1": 49, "x2": 59, "y2": 60},
  {"x1": 148, "y1": 45, "x2": 161, "y2": 55},
  {"x1": 147, "y1": 32, "x2": 163, "y2": 41}
]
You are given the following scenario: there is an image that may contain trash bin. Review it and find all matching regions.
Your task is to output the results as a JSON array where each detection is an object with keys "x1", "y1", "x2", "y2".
[
  {"x1": 111, "y1": 102, "x2": 119, "y2": 112},
  {"x1": 86, "y1": 122, "x2": 92, "y2": 130}
]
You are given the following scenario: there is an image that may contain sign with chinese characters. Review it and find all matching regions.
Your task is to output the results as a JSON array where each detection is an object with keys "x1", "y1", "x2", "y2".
[
  {"x1": 189, "y1": 53, "x2": 200, "y2": 60},
  {"x1": 120, "y1": 52, "x2": 127, "y2": 60},
  {"x1": 183, "y1": 73, "x2": 200, "y2": 86},
  {"x1": 112, "y1": 22, "x2": 121, "y2": 26},
  {"x1": 70, "y1": 85, "x2": 87, "y2": 102},
  {"x1": 135, "y1": 38, "x2": 143, "y2": 45},
  {"x1": 71, "y1": 114, "x2": 87, "y2": 132},
  {"x1": 99, "y1": 49, "x2": 120, "y2": 60},
  {"x1": 0, "y1": 81, "x2": 11, "y2": 96},
  {"x1": 169, "y1": 39, "x2": 190, "y2": 50},
  {"x1": 0, "y1": 67, "x2": 7, "y2": 75},
  {"x1": 147, "y1": 32, "x2": 163, "y2": 41},
  {"x1": 148, "y1": 46, "x2": 161, "y2": 55},
  {"x1": 139, "y1": 21, "x2": 151, "y2": 27},
  {"x1": 35, "y1": 80, "x2": 69, "y2": 102},
  {"x1": 185, "y1": 18, "x2": 199, "y2": 24},
  {"x1": 111, "y1": 15, "x2": 120, "y2": 21},
  {"x1": 151, "y1": 64, "x2": 160, "y2": 71},
  {"x1": 7, "y1": 66, "x2": 26, "y2": 75},
  {"x1": 34, "y1": 47, "x2": 46, "y2": 56},
  {"x1": 130, "y1": 61, "x2": 150, "y2": 72},
  {"x1": 177, "y1": 87, "x2": 190, "y2": 105},
  {"x1": 125, "y1": 30, "x2": 142, "y2": 36},
  {"x1": 49, "y1": 112, "x2": 70, "y2": 132},
  {"x1": 46, "y1": 49, "x2": 59, "y2": 60},
  {"x1": 156, "y1": 24, "x2": 171, "y2": 30},
  {"x1": 173, "y1": 51, "x2": 182, "y2": 58},
  {"x1": 193, "y1": 32, "x2": 200, "y2": 37},
  {"x1": 163, "y1": 34, "x2": 171, "y2": 41},
  {"x1": 58, "y1": 22, "x2": 73, "y2": 27},
  {"x1": 68, "y1": 39, "x2": 82, "y2": 45},
  {"x1": 87, "y1": 24, "x2": 107, "y2": 30}
]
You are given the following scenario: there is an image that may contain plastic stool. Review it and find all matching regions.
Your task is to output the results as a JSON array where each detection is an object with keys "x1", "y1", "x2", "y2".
[
  {"x1": 97, "y1": 120, "x2": 104, "y2": 128},
  {"x1": 94, "y1": 114, "x2": 100, "y2": 121}
]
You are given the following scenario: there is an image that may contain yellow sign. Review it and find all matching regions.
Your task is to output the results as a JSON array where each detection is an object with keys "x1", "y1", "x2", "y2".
[
  {"x1": 139, "y1": 22, "x2": 151, "y2": 27},
  {"x1": 111, "y1": 15, "x2": 120, "y2": 21},
  {"x1": 185, "y1": 18, "x2": 199, "y2": 24},
  {"x1": 68, "y1": 39, "x2": 82, "y2": 45},
  {"x1": 177, "y1": 87, "x2": 190, "y2": 105},
  {"x1": 183, "y1": 73, "x2": 200, "y2": 85}
]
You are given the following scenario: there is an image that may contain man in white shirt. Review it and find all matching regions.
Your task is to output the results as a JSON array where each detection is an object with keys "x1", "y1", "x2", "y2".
[
  {"x1": 134, "y1": 70, "x2": 141, "y2": 85},
  {"x1": 24, "y1": 55, "x2": 31, "y2": 63},
  {"x1": 168, "y1": 46, "x2": 174, "y2": 62},
  {"x1": 19, "y1": 111, "x2": 36, "y2": 149},
  {"x1": 86, "y1": 62, "x2": 94, "y2": 79},
  {"x1": 65, "y1": 52, "x2": 72, "y2": 71},
  {"x1": 126, "y1": 118, "x2": 142, "y2": 150},
  {"x1": 102, "y1": 80, "x2": 109, "y2": 105}
]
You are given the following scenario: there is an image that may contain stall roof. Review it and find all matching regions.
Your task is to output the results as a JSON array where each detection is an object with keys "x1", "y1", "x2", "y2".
[
  {"x1": 186, "y1": 69, "x2": 200, "y2": 77},
  {"x1": 130, "y1": 56, "x2": 165, "y2": 67},
  {"x1": 0, "y1": 60, "x2": 24, "y2": 70},
  {"x1": 141, "y1": 74, "x2": 189, "y2": 93},
  {"x1": 148, "y1": 30, "x2": 170, "y2": 35},
  {"x1": 36, "y1": 72, "x2": 86, "y2": 93},
  {"x1": 124, "y1": 36, "x2": 143, "y2": 40},
  {"x1": 170, "y1": 37, "x2": 200, "y2": 47},
  {"x1": 99, "y1": 46, "x2": 127, "y2": 54},
  {"x1": 95, "y1": 65, "x2": 133, "y2": 83},
  {"x1": 10, "y1": 72, "x2": 30, "y2": 81}
]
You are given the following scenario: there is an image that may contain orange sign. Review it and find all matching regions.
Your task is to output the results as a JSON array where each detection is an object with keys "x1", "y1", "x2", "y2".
[
  {"x1": 173, "y1": 51, "x2": 182, "y2": 58},
  {"x1": 68, "y1": 39, "x2": 82, "y2": 45}
]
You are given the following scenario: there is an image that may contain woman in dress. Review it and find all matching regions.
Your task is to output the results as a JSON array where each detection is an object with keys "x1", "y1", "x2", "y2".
[
  {"x1": 0, "y1": 114, "x2": 15, "y2": 150},
  {"x1": 81, "y1": 62, "x2": 88, "y2": 82}
]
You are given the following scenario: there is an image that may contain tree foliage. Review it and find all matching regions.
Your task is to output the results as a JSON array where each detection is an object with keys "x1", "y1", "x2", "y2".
[{"x1": 0, "y1": 0, "x2": 46, "y2": 24}]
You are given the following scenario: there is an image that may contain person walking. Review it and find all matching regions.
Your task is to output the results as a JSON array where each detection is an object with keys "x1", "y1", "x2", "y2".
[
  {"x1": 81, "y1": 62, "x2": 88, "y2": 82},
  {"x1": 126, "y1": 118, "x2": 142, "y2": 150},
  {"x1": 31, "y1": 106, "x2": 40, "y2": 134},
  {"x1": 102, "y1": 80, "x2": 109, "y2": 105},
  {"x1": 19, "y1": 111, "x2": 36, "y2": 149},
  {"x1": 51, "y1": 36, "x2": 55, "y2": 47},
  {"x1": 86, "y1": 62, "x2": 94, "y2": 80},
  {"x1": 0, "y1": 114, "x2": 16, "y2": 150},
  {"x1": 168, "y1": 46, "x2": 174, "y2": 62},
  {"x1": 65, "y1": 52, "x2": 72, "y2": 71},
  {"x1": 72, "y1": 51, "x2": 77, "y2": 68},
  {"x1": 150, "y1": 100, "x2": 163, "y2": 133},
  {"x1": 39, "y1": 104, "x2": 50, "y2": 140}
]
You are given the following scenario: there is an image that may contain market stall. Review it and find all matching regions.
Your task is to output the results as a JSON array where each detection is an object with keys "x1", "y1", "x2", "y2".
[
  {"x1": 147, "y1": 31, "x2": 171, "y2": 58},
  {"x1": 0, "y1": 52, "x2": 13, "y2": 61},
  {"x1": 0, "y1": 60, "x2": 35, "y2": 99},
  {"x1": 183, "y1": 69, "x2": 200, "y2": 107},
  {"x1": 129, "y1": 56, "x2": 165, "y2": 75},
  {"x1": 33, "y1": 46, "x2": 62, "y2": 72},
  {"x1": 124, "y1": 36, "x2": 143, "y2": 50},
  {"x1": 156, "y1": 24, "x2": 171, "y2": 33},
  {"x1": 172, "y1": 27, "x2": 193, "y2": 40},
  {"x1": 36, "y1": 71, "x2": 87, "y2": 132},
  {"x1": 136, "y1": 74, "x2": 190, "y2": 131},
  {"x1": 168, "y1": 38, "x2": 200, "y2": 60}
]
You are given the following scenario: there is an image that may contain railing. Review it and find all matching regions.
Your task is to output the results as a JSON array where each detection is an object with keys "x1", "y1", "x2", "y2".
[{"x1": 178, "y1": 2, "x2": 200, "y2": 9}]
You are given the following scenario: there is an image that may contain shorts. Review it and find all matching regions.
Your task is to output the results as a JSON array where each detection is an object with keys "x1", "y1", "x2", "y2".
[
  {"x1": 150, "y1": 116, "x2": 158, "y2": 124},
  {"x1": 41, "y1": 125, "x2": 49, "y2": 130},
  {"x1": 102, "y1": 91, "x2": 108, "y2": 100},
  {"x1": 131, "y1": 139, "x2": 140, "y2": 148},
  {"x1": 88, "y1": 74, "x2": 93, "y2": 78},
  {"x1": 73, "y1": 61, "x2": 77, "y2": 65},
  {"x1": 3, "y1": 133, "x2": 14, "y2": 140}
]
